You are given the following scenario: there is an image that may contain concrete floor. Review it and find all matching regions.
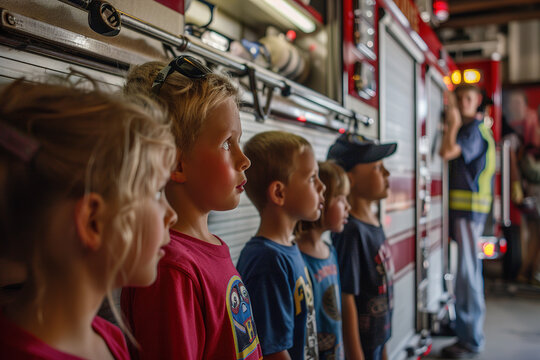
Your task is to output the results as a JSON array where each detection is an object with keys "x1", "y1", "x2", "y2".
[{"x1": 427, "y1": 273, "x2": 540, "y2": 360}]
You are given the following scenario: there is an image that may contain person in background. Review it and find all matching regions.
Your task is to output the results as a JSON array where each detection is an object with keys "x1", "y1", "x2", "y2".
[
  {"x1": 0, "y1": 79, "x2": 177, "y2": 359},
  {"x1": 294, "y1": 161, "x2": 351, "y2": 360},
  {"x1": 237, "y1": 131, "x2": 325, "y2": 360},
  {"x1": 507, "y1": 90, "x2": 540, "y2": 285},
  {"x1": 500, "y1": 89, "x2": 539, "y2": 282},
  {"x1": 439, "y1": 84, "x2": 496, "y2": 358},
  {"x1": 121, "y1": 56, "x2": 262, "y2": 360},
  {"x1": 500, "y1": 114, "x2": 524, "y2": 282},
  {"x1": 328, "y1": 133, "x2": 397, "y2": 360},
  {"x1": 507, "y1": 90, "x2": 539, "y2": 148}
]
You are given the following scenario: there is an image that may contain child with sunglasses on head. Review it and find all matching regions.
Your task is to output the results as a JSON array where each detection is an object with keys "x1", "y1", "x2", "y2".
[
  {"x1": 294, "y1": 161, "x2": 351, "y2": 360},
  {"x1": 0, "y1": 79, "x2": 177, "y2": 359},
  {"x1": 121, "y1": 56, "x2": 262, "y2": 360}
]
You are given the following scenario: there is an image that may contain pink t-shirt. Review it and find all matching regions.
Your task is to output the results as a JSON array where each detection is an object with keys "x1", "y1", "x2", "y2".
[
  {"x1": 121, "y1": 229, "x2": 262, "y2": 360},
  {"x1": 0, "y1": 311, "x2": 129, "y2": 359}
]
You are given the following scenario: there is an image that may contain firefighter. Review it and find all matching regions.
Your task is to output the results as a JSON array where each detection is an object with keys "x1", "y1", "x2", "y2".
[{"x1": 439, "y1": 84, "x2": 496, "y2": 358}]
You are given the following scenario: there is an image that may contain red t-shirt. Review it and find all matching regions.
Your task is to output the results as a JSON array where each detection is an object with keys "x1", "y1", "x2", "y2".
[
  {"x1": 121, "y1": 229, "x2": 262, "y2": 360},
  {"x1": 0, "y1": 311, "x2": 129, "y2": 359}
]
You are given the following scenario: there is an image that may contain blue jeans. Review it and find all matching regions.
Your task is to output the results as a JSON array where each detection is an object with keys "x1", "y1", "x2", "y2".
[
  {"x1": 363, "y1": 343, "x2": 384, "y2": 360},
  {"x1": 452, "y1": 218, "x2": 486, "y2": 352}
]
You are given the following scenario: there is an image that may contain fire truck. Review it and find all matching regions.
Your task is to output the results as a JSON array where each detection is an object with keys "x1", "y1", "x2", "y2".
[{"x1": 0, "y1": 0, "x2": 503, "y2": 358}]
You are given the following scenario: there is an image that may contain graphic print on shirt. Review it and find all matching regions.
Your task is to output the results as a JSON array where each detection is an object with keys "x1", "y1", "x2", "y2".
[
  {"x1": 294, "y1": 267, "x2": 318, "y2": 360},
  {"x1": 310, "y1": 260, "x2": 342, "y2": 359},
  {"x1": 322, "y1": 283, "x2": 340, "y2": 321},
  {"x1": 226, "y1": 275, "x2": 260, "y2": 359},
  {"x1": 319, "y1": 283, "x2": 342, "y2": 358},
  {"x1": 377, "y1": 242, "x2": 394, "y2": 309}
]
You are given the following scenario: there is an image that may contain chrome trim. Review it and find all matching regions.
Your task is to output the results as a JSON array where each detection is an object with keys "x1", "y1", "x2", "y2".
[{"x1": 0, "y1": 9, "x2": 154, "y2": 67}]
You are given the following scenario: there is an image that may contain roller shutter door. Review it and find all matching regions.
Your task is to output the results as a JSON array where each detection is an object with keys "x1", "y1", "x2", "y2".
[
  {"x1": 380, "y1": 28, "x2": 417, "y2": 359},
  {"x1": 425, "y1": 75, "x2": 445, "y2": 313}
]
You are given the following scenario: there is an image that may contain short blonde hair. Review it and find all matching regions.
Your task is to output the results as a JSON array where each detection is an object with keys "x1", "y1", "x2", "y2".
[
  {"x1": 0, "y1": 79, "x2": 175, "y2": 327},
  {"x1": 123, "y1": 61, "x2": 239, "y2": 156},
  {"x1": 243, "y1": 131, "x2": 312, "y2": 211},
  {"x1": 295, "y1": 160, "x2": 350, "y2": 234}
]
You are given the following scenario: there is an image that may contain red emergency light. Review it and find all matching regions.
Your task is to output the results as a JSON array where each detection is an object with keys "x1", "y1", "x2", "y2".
[
  {"x1": 499, "y1": 238, "x2": 507, "y2": 255},
  {"x1": 433, "y1": 0, "x2": 449, "y2": 22}
]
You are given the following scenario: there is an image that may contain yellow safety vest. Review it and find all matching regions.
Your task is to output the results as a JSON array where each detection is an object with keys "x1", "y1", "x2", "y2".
[{"x1": 449, "y1": 123, "x2": 496, "y2": 214}]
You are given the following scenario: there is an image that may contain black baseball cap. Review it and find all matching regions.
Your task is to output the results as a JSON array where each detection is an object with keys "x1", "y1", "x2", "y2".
[{"x1": 327, "y1": 133, "x2": 397, "y2": 171}]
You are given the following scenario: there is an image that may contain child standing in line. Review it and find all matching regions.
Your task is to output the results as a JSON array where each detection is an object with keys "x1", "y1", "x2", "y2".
[
  {"x1": 121, "y1": 55, "x2": 263, "y2": 360},
  {"x1": 294, "y1": 161, "x2": 351, "y2": 360},
  {"x1": 237, "y1": 131, "x2": 325, "y2": 360},
  {"x1": 0, "y1": 80, "x2": 177, "y2": 359},
  {"x1": 327, "y1": 133, "x2": 397, "y2": 360}
]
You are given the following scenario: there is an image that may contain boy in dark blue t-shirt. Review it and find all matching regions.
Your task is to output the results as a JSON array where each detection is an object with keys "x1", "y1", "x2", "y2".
[
  {"x1": 327, "y1": 133, "x2": 397, "y2": 360},
  {"x1": 237, "y1": 131, "x2": 325, "y2": 360}
]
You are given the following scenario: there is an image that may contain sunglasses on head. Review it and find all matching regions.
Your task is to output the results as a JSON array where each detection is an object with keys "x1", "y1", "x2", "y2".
[{"x1": 151, "y1": 55, "x2": 211, "y2": 94}]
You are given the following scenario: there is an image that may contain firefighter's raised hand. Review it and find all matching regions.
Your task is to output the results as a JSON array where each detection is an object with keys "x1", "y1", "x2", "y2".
[
  {"x1": 439, "y1": 91, "x2": 463, "y2": 160},
  {"x1": 444, "y1": 91, "x2": 462, "y2": 131}
]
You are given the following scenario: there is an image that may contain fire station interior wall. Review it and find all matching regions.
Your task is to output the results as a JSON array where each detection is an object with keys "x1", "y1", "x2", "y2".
[{"x1": 508, "y1": 20, "x2": 540, "y2": 84}]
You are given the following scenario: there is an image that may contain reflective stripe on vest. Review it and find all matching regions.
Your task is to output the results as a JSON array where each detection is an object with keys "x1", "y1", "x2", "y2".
[
  {"x1": 449, "y1": 190, "x2": 492, "y2": 213},
  {"x1": 449, "y1": 122, "x2": 496, "y2": 214}
]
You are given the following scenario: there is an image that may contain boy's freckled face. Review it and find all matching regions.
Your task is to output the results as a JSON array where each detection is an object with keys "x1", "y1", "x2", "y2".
[
  {"x1": 284, "y1": 148, "x2": 325, "y2": 222},
  {"x1": 184, "y1": 98, "x2": 251, "y2": 211},
  {"x1": 348, "y1": 160, "x2": 390, "y2": 201}
]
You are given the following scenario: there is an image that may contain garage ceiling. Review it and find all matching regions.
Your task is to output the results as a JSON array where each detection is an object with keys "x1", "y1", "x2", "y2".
[{"x1": 441, "y1": 0, "x2": 540, "y2": 28}]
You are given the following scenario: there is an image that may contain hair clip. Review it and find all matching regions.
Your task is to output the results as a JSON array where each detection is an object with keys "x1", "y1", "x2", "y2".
[{"x1": 0, "y1": 122, "x2": 40, "y2": 162}]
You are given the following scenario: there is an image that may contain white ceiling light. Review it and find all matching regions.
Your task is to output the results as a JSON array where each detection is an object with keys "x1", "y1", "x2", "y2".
[{"x1": 262, "y1": 0, "x2": 316, "y2": 33}]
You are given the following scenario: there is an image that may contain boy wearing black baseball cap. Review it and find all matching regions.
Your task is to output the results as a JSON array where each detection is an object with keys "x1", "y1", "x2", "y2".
[{"x1": 328, "y1": 133, "x2": 397, "y2": 360}]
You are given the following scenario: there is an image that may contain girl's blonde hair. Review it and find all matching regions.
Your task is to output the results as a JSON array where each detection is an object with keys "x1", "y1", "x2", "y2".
[
  {"x1": 0, "y1": 79, "x2": 176, "y2": 328},
  {"x1": 123, "y1": 61, "x2": 239, "y2": 156},
  {"x1": 294, "y1": 160, "x2": 350, "y2": 235}
]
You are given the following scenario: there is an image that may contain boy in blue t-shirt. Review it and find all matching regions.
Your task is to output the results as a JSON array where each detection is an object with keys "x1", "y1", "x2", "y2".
[
  {"x1": 237, "y1": 131, "x2": 325, "y2": 360},
  {"x1": 294, "y1": 161, "x2": 352, "y2": 360},
  {"x1": 327, "y1": 133, "x2": 397, "y2": 360}
]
